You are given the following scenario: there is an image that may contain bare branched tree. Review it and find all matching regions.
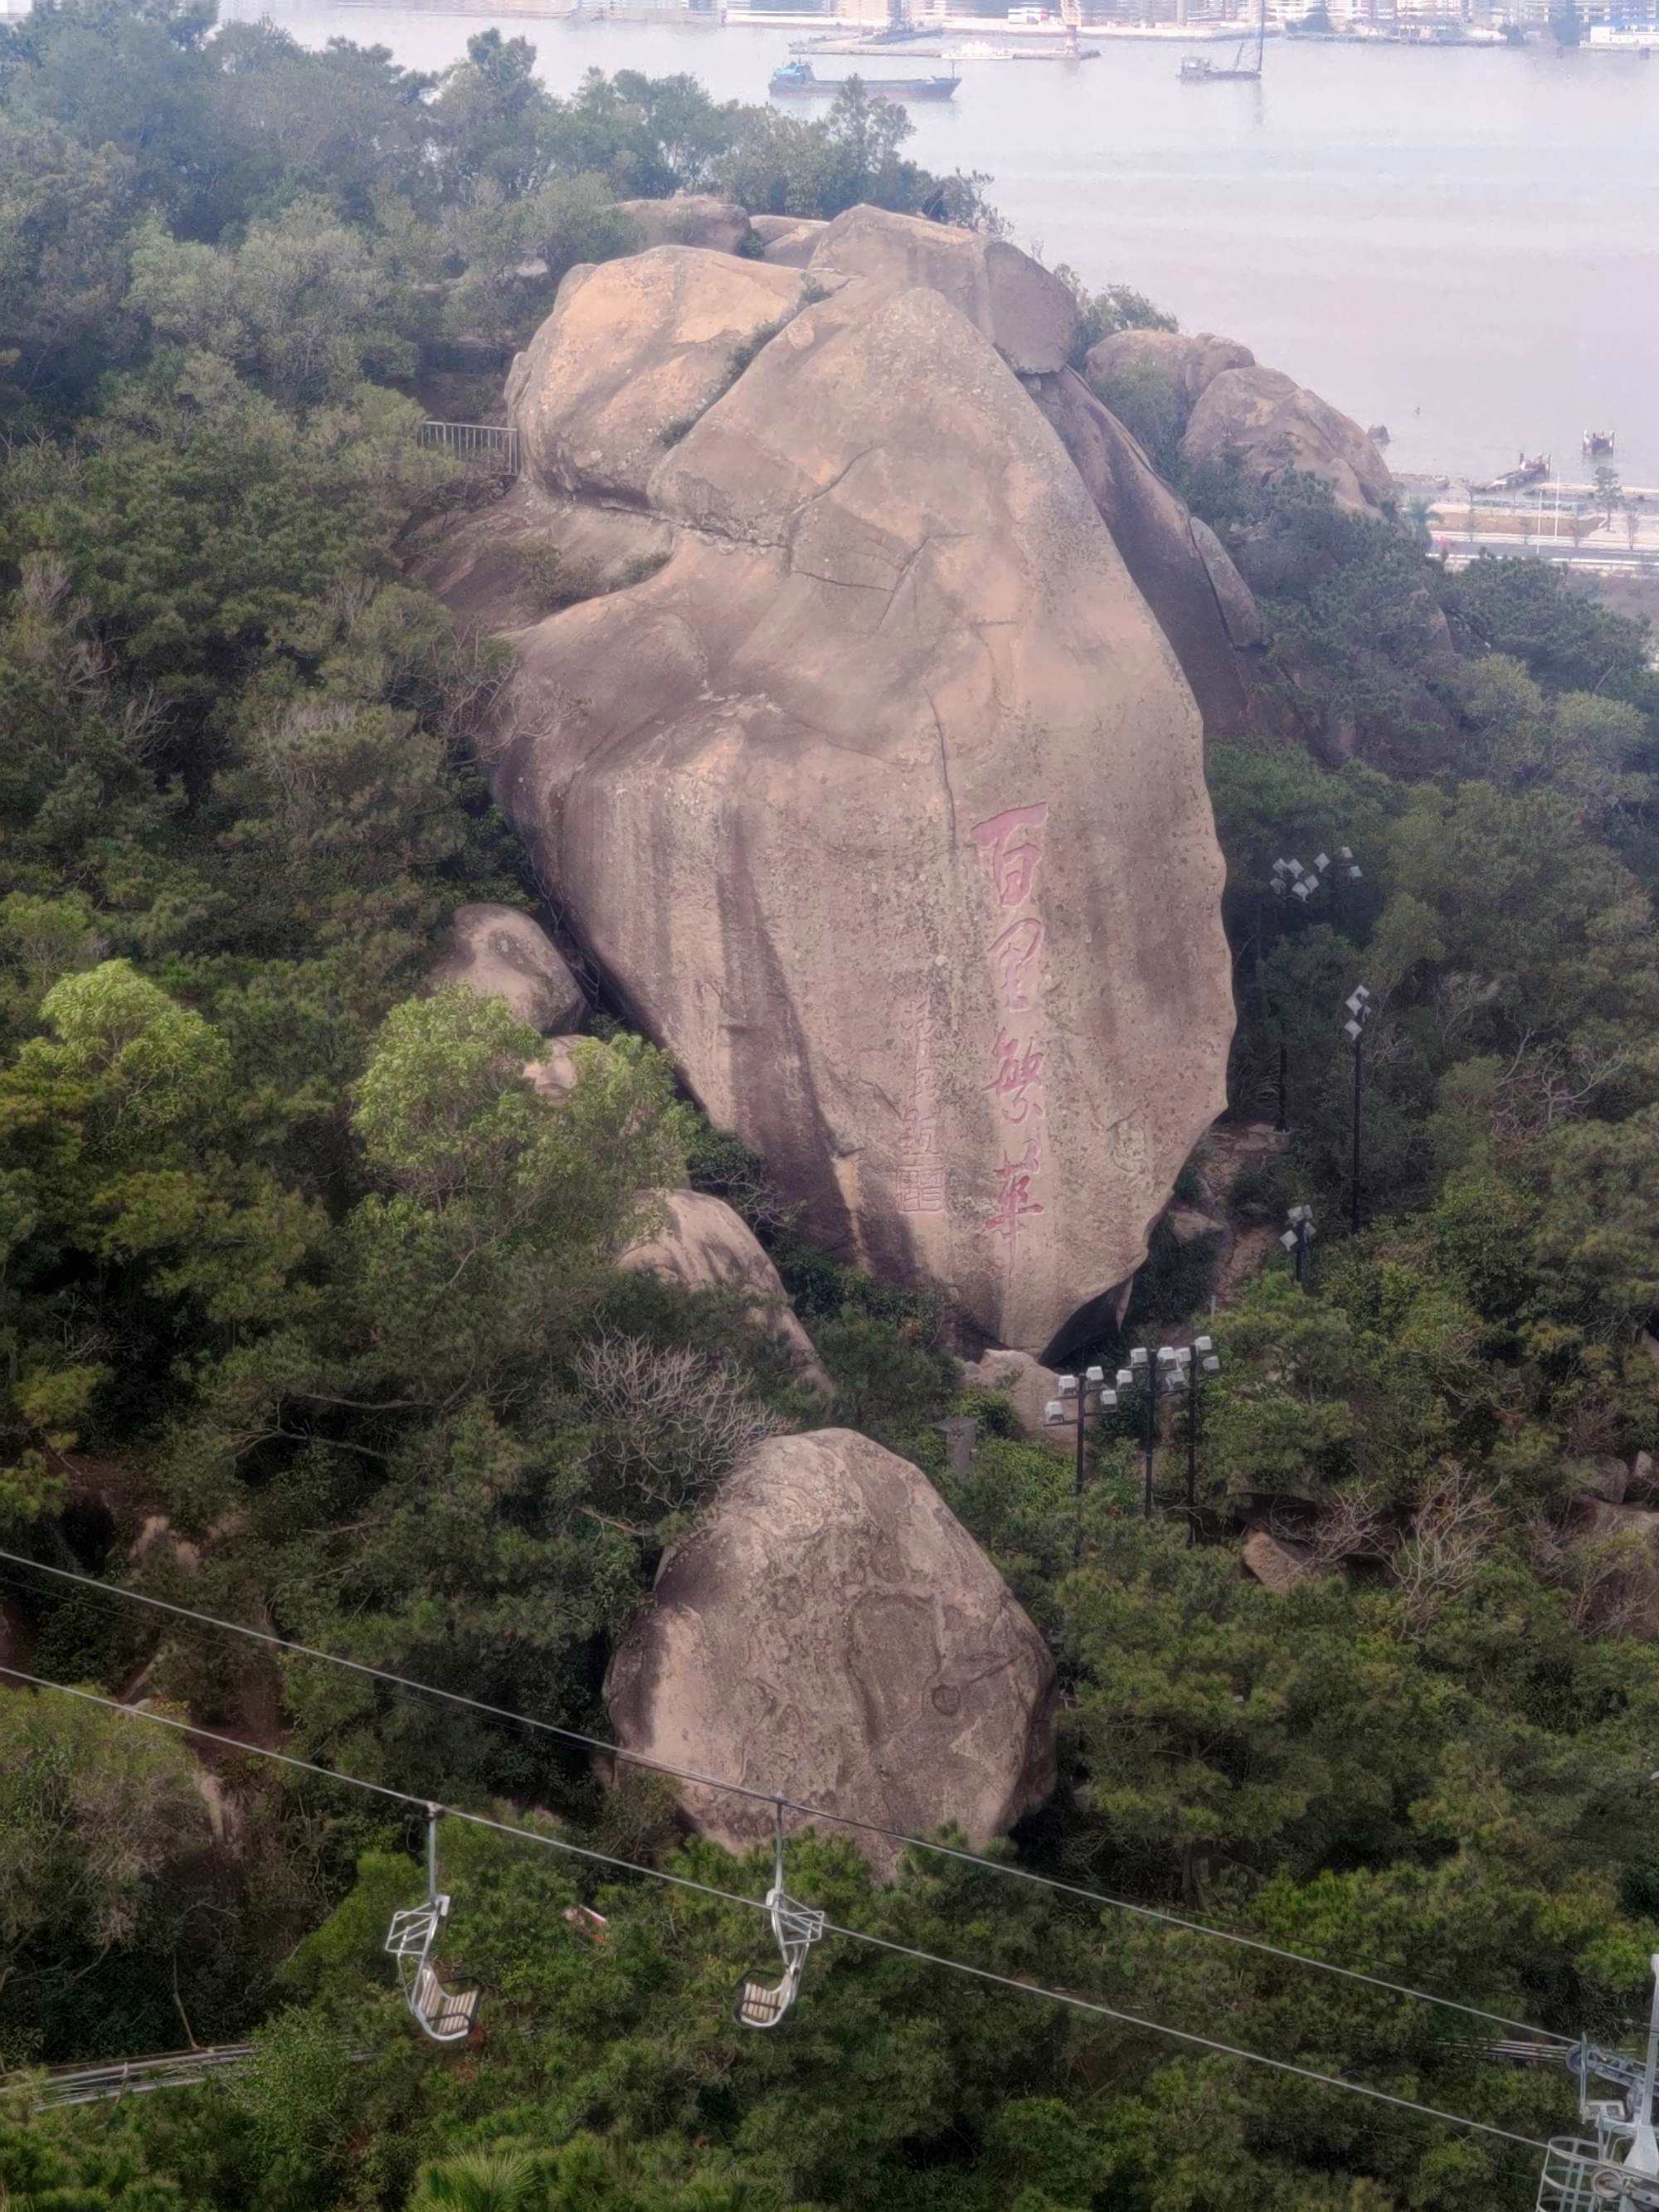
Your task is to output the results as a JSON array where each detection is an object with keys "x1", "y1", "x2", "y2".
[
  {"x1": 1390, "y1": 1467, "x2": 1501, "y2": 1636},
  {"x1": 577, "y1": 1329, "x2": 789, "y2": 1519}
]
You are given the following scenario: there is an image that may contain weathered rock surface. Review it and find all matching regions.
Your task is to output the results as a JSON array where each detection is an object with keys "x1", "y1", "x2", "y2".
[
  {"x1": 437, "y1": 214, "x2": 1236, "y2": 1353},
  {"x1": 1242, "y1": 1525, "x2": 1314, "y2": 1594},
  {"x1": 1182, "y1": 366, "x2": 1394, "y2": 517},
  {"x1": 960, "y1": 1347, "x2": 1066, "y2": 1445},
  {"x1": 523, "y1": 1032, "x2": 611, "y2": 1103},
  {"x1": 808, "y1": 203, "x2": 1078, "y2": 374},
  {"x1": 507, "y1": 250, "x2": 804, "y2": 506},
  {"x1": 428, "y1": 902, "x2": 585, "y2": 1033},
  {"x1": 1023, "y1": 367, "x2": 1262, "y2": 742},
  {"x1": 613, "y1": 194, "x2": 752, "y2": 257},
  {"x1": 1084, "y1": 327, "x2": 1255, "y2": 408},
  {"x1": 616, "y1": 1189, "x2": 832, "y2": 1392},
  {"x1": 605, "y1": 1428, "x2": 1058, "y2": 1874},
  {"x1": 752, "y1": 213, "x2": 828, "y2": 268}
]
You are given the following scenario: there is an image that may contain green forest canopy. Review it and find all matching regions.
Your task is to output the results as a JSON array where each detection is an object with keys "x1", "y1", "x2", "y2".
[{"x1": 3, "y1": 5, "x2": 1659, "y2": 2208}]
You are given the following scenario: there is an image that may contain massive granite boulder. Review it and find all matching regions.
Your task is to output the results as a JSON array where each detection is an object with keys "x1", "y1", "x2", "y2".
[
  {"x1": 428, "y1": 902, "x2": 585, "y2": 1033},
  {"x1": 1183, "y1": 365, "x2": 1394, "y2": 518},
  {"x1": 604, "y1": 1428, "x2": 1057, "y2": 1876},
  {"x1": 617, "y1": 1189, "x2": 832, "y2": 1392},
  {"x1": 428, "y1": 214, "x2": 1238, "y2": 1354},
  {"x1": 808, "y1": 203, "x2": 1079, "y2": 374}
]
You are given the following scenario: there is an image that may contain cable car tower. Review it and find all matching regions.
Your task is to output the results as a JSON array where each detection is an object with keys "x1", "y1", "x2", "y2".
[{"x1": 1501, "y1": 1958, "x2": 1659, "y2": 2210}]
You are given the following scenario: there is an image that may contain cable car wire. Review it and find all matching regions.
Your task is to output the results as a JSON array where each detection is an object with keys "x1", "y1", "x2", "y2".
[
  {"x1": 0, "y1": 1545, "x2": 1571, "y2": 2045},
  {"x1": 0, "y1": 1661, "x2": 1552, "y2": 2158}
]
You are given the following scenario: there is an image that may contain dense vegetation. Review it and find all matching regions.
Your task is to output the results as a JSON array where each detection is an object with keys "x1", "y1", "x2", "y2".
[{"x1": 3, "y1": 6, "x2": 1659, "y2": 2207}]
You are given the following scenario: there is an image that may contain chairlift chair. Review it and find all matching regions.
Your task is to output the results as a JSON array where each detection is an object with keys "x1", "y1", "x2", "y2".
[
  {"x1": 385, "y1": 1805, "x2": 483, "y2": 2045},
  {"x1": 734, "y1": 1805, "x2": 825, "y2": 2030}
]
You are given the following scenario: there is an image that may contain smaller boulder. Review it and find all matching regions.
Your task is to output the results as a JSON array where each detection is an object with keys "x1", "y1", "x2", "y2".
[
  {"x1": 808, "y1": 203, "x2": 1078, "y2": 374},
  {"x1": 1629, "y1": 1451, "x2": 1659, "y2": 1505},
  {"x1": 1084, "y1": 327, "x2": 1255, "y2": 410},
  {"x1": 751, "y1": 213, "x2": 828, "y2": 268},
  {"x1": 613, "y1": 195, "x2": 752, "y2": 257},
  {"x1": 605, "y1": 1428, "x2": 1058, "y2": 1877},
  {"x1": 1243, "y1": 1526, "x2": 1313, "y2": 1594},
  {"x1": 1581, "y1": 1455, "x2": 1631, "y2": 1506},
  {"x1": 617, "y1": 1189, "x2": 831, "y2": 1393},
  {"x1": 960, "y1": 1348, "x2": 1066, "y2": 1446},
  {"x1": 523, "y1": 1033, "x2": 611, "y2": 1103},
  {"x1": 1180, "y1": 366, "x2": 1394, "y2": 517},
  {"x1": 429, "y1": 903, "x2": 585, "y2": 1034}
]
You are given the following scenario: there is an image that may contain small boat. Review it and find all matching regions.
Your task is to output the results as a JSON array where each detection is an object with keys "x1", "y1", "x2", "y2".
[
  {"x1": 1180, "y1": 0, "x2": 1266, "y2": 78},
  {"x1": 1477, "y1": 452, "x2": 1550, "y2": 492},
  {"x1": 769, "y1": 59, "x2": 960, "y2": 99},
  {"x1": 1583, "y1": 428, "x2": 1616, "y2": 455}
]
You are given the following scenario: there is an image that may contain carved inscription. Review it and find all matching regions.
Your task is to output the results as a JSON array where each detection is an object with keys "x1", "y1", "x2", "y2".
[{"x1": 971, "y1": 805, "x2": 1051, "y2": 1260}]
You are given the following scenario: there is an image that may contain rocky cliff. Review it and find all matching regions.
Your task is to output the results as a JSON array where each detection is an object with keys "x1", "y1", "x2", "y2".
[{"x1": 420, "y1": 208, "x2": 1245, "y2": 1356}]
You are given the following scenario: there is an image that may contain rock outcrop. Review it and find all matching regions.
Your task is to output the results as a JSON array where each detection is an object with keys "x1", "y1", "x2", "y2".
[
  {"x1": 1183, "y1": 366, "x2": 1394, "y2": 518},
  {"x1": 617, "y1": 1189, "x2": 832, "y2": 1392},
  {"x1": 1024, "y1": 366, "x2": 1262, "y2": 742},
  {"x1": 1084, "y1": 326, "x2": 1392, "y2": 519},
  {"x1": 1085, "y1": 327, "x2": 1255, "y2": 408},
  {"x1": 960, "y1": 1347, "x2": 1066, "y2": 1445},
  {"x1": 431, "y1": 212, "x2": 1238, "y2": 1354},
  {"x1": 429, "y1": 902, "x2": 585, "y2": 1033},
  {"x1": 613, "y1": 194, "x2": 752, "y2": 257},
  {"x1": 751, "y1": 213, "x2": 827, "y2": 268},
  {"x1": 605, "y1": 1428, "x2": 1057, "y2": 1875},
  {"x1": 810, "y1": 203, "x2": 1078, "y2": 374}
]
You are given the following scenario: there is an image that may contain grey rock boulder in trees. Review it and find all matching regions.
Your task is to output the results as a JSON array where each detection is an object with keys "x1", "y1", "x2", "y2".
[
  {"x1": 604, "y1": 1427, "x2": 1058, "y2": 1878},
  {"x1": 429, "y1": 902, "x2": 586, "y2": 1034},
  {"x1": 616, "y1": 1189, "x2": 832, "y2": 1394}
]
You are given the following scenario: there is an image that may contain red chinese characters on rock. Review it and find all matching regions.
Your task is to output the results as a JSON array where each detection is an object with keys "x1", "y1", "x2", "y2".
[{"x1": 971, "y1": 805, "x2": 1052, "y2": 1260}]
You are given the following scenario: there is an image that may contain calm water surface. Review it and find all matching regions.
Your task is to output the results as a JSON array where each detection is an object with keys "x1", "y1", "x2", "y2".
[{"x1": 237, "y1": 2, "x2": 1659, "y2": 482}]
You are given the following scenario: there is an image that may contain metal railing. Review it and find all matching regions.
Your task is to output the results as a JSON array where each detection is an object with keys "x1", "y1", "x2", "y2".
[
  {"x1": 418, "y1": 421, "x2": 522, "y2": 476},
  {"x1": 12, "y1": 2044, "x2": 256, "y2": 2110}
]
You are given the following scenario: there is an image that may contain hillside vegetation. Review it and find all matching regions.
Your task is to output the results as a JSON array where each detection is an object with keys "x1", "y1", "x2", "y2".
[{"x1": 3, "y1": 7, "x2": 1659, "y2": 2209}]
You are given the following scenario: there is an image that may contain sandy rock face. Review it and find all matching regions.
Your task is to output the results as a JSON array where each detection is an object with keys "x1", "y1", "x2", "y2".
[
  {"x1": 1182, "y1": 366, "x2": 1394, "y2": 517},
  {"x1": 617, "y1": 1189, "x2": 832, "y2": 1392},
  {"x1": 605, "y1": 1428, "x2": 1057, "y2": 1875},
  {"x1": 429, "y1": 902, "x2": 585, "y2": 1033},
  {"x1": 808, "y1": 203, "x2": 1079, "y2": 374},
  {"x1": 479, "y1": 238, "x2": 1233, "y2": 1354},
  {"x1": 751, "y1": 213, "x2": 827, "y2": 268},
  {"x1": 613, "y1": 194, "x2": 752, "y2": 256}
]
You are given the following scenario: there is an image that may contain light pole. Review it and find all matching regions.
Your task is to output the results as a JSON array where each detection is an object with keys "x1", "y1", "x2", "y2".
[
  {"x1": 1044, "y1": 1364, "x2": 1114, "y2": 1561},
  {"x1": 1110, "y1": 1347, "x2": 1159, "y2": 1520},
  {"x1": 1159, "y1": 1337, "x2": 1221, "y2": 1546},
  {"x1": 1267, "y1": 847, "x2": 1364, "y2": 1131},
  {"x1": 1281, "y1": 1203, "x2": 1316, "y2": 1287},
  {"x1": 1342, "y1": 985, "x2": 1374, "y2": 1237}
]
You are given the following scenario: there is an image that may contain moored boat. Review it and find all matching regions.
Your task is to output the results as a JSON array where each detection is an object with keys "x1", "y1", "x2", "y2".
[{"x1": 769, "y1": 59, "x2": 961, "y2": 99}]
